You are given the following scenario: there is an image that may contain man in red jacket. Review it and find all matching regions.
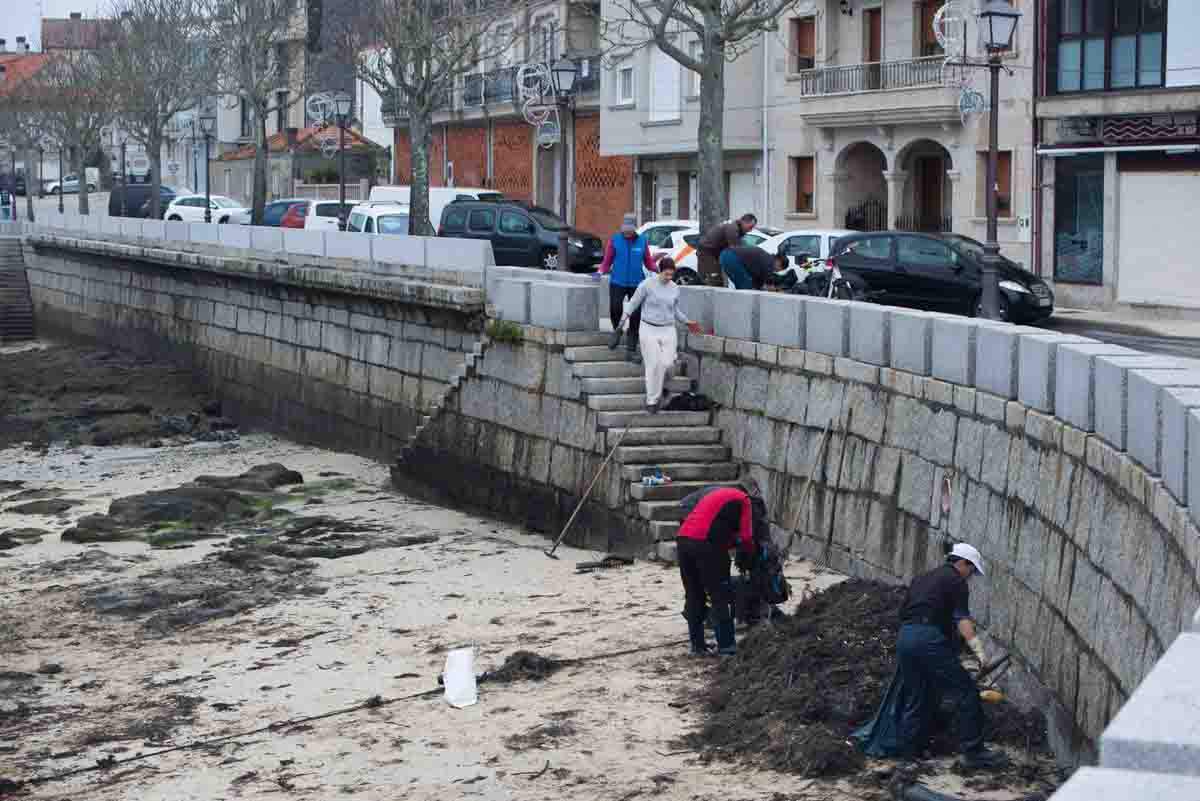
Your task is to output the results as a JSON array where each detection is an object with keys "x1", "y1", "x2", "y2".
[{"x1": 676, "y1": 481, "x2": 761, "y2": 656}]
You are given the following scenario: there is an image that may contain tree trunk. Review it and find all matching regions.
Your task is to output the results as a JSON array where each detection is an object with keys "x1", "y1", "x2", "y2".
[
  {"x1": 696, "y1": 38, "x2": 726, "y2": 282},
  {"x1": 76, "y1": 145, "x2": 90, "y2": 216},
  {"x1": 252, "y1": 106, "x2": 268, "y2": 225},
  {"x1": 24, "y1": 146, "x2": 35, "y2": 222},
  {"x1": 149, "y1": 132, "x2": 164, "y2": 219},
  {"x1": 408, "y1": 109, "x2": 433, "y2": 236}
]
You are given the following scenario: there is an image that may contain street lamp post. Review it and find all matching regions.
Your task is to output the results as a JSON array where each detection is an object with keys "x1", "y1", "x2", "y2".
[
  {"x1": 550, "y1": 57, "x2": 579, "y2": 273},
  {"x1": 120, "y1": 140, "x2": 128, "y2": 217},
  {"x1": 38, "y1": 145, "x2": 44, "y2": 198},
  {"x1": 57, "y1": 145, "x2": 65, "y2": 213},
  {"x1": 190, "y1": 120, "x2": 198, "y2": 193},
  {"x1": 978, "y1": 0, "x2": 1021, "y2": 321},
  {"x1": 199, "y1": 112, "x2": 216, "y2": 224},
  {"x1": 333, "y1": 91, "x2": 352, "y2": 231}
]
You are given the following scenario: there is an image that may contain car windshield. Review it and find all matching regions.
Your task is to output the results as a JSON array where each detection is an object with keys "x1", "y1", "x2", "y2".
[
  {"x1": 942, "y1": 234, "x2": 985, "y2": 260},
  {"x1": 528, "y1": 207, "x2": 567, "y2": 230},
  {"x1": 212, "y1": 197, "x2": 241, "y2": 208},
  {"x1": 348, "y1": 212, "x2": 366, "y2": 232},
  {"x1": 376, "y1": 214, "x2": 409, "y2": 234}
]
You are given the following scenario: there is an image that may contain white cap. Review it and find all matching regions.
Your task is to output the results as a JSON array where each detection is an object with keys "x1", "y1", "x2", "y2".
[{"x1": 949, "y1": 542, "x2": 985, "y2": 576}]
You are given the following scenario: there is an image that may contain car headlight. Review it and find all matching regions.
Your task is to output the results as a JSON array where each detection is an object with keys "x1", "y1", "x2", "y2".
[
  {"x1": 998, "y1": 280, "x2": 1031, "y2": 294},
  {"x1": 569, "y1": 238, "x2": 583, "y2": 249}
]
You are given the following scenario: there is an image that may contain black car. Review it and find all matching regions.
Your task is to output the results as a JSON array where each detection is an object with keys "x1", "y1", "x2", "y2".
[
  {"x1": 829, "y1": 232, "x2": 1054, "y2": 323},
  {"x1": 438, "y1": 200, "x2": 604, "y2": 271},
  {"x1": 108, "y1": 184, "x2": 179, "y2": 218}
]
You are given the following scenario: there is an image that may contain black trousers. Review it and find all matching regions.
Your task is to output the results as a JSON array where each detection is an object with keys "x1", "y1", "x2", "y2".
[
  {"x1": 609, "y1": 282, "x2": 641, "y2": 350},
  {"x1": 677, "y1": 537, "x2": 733, "y2": 622},
  {"x1": 896, "y1": 623, "x2": 984, "y2": 755}
]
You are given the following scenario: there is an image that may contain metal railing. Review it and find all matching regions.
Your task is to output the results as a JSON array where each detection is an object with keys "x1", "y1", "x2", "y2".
[
  {"x1": 792, "y1": 56, "x2": 944, "y2": 97},
  {"x1": 894, "y1": 212, "x2": 952, "y2": 233}
]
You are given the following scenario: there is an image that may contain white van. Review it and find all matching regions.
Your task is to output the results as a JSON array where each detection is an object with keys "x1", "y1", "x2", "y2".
[{"x1": 367, "y1": 186, "x2": 503, "y2": 232}]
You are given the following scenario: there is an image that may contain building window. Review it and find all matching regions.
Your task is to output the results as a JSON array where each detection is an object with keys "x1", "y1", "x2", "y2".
[
  {"x1": 648, "y1": 46, "x2": 681, "y2": 122},
  {"x1": 688, "y1": 41, "x2": 701, "y2": 96},
  {"x1": 790, "y1": 16, "x2": 816, "y2": 71},
  {"x1": 977, "y1": 150, "x2": 1013, "y2": 217},
  {"x1": 533, "y1": 16, "x2": 556, "y2": 62},
  {"x1": 916, "y1": 1, "x2": 944, "y2": 57},
  {"x1": 791, "y1": 156, "x2": 815, "y2": 213},
  {"x1": 616, "y1": 64, "x2": 634, "y2": 104},
  {"x1": 239, "y1": 98, "x2": 253, "y2": 139},
  {"x1": 1055, "y1": 0, "x2": 1164, "y2": 92}
]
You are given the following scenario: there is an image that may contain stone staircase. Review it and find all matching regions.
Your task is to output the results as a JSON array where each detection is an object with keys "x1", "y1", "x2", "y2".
[
  {"x1": 0, "y1": 238, "x2": 34, "y2": 343},
  {"x1": 563, "y1": 336, "x2": 740, "y2": 551}
]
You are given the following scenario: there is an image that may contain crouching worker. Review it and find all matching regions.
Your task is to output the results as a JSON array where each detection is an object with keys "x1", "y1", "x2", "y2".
[
  {"x1": 675, "y1": 480, "x2": 762, "y2": 656},
  {"x1": 853, "y1": 543, "x2": 1007, "y2": 769}
]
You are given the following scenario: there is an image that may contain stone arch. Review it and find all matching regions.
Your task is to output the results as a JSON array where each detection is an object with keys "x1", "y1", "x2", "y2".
[
  {"x1": 893, "y1": 138, "x2": 956, "y2": 232},
  {"x1": 833, "y1": 141, "x2": 889, "y2": 232}
]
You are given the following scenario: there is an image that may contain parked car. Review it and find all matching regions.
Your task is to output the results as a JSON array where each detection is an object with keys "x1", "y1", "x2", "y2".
[
  {"x1": 370, "y1": 185, "x2": 503, "y2": 233},
  {"x1": 637, "y1": 218, "x2": 697, "y2": 261},
  {"x1": 46, "y1": 174, "x2": 97, "y2": 195},
  {"x1": 438, "y1": 199, "x2": 604, "y2": 271},
  {"x1": 757, "y1": 229, "x2": 856, "y2": 266},
  {"x1": 347, "y1": 201, "x2": 410, "y2": 235},
  {"x1": 1, "y1": 174, "x2": 27, "y2": 196},
  {"x1": 663, "y1": 227, "x2": 784, "y2": 285},
  {"x1": 828, "y1": 231, "x2": 1054, "y2": 322},
  {"x1": 259, "y1": 198, "x2": 306, "y2": 227},
  {"x1": 275, "y1": 199, "x2": 352, "y2": 230},
  {"x1": 109, "y1": 184, "x2": 179, "y2": 218},
  {"x1": 164, "y1": 194, "x2": 251, "y2": 224}
]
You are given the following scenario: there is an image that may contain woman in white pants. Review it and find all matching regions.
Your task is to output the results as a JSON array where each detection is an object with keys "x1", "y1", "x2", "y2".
[{"x1": 620, "y1": 258, "x2": 702, "y2": 413}]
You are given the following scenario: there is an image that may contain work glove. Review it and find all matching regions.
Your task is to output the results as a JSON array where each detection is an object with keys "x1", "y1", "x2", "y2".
[{"x1": 966, "y1": 636, "x2": 988, "y2": 675}]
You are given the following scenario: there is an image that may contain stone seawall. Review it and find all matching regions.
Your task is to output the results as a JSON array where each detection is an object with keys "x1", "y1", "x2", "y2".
[
  {"x1": 687, "y1": 334, "x2": 1199, "y2": 763},
  {"x1": 21, "y1": 232, "x2": 486, "y2": 460}
]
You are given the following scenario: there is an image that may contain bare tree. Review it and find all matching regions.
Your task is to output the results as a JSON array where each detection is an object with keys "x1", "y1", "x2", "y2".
[
  {"x1": 0, "y1": 73, "x2": 44, "y2": 222},
  {"x1": 30, "y1": 50, "x2": 116, "y2": 215},
  {"x1": 200, "y1": 0, "x2": 306, "y2": 225},
  {"x1": 338, "y1": 0, "x2": 523, "y2": 235},
  {"x1": 97, "y1": 0, "x2": 207, "y2": 219},
  {"x1": 601, "y1": 0, "x2": 796, "y2": 237}
]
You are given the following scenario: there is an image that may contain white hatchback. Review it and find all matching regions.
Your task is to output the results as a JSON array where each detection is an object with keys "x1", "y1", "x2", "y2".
[
  {"x1": 347, "y1": 201, "x2": 411, "y2": 235},
  {"x1": 164, "y1": 194, "x2": 251, "y2": 225},
  {"x1": 756, "y1": 229, "x2": 857, "y2": 267},
  {"x1": 637, "y1": 219, "x2": 697, "y2": 261}
]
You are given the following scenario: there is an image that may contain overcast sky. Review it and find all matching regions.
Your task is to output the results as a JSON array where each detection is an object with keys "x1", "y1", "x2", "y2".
[{"x1": 3, "y1": 0, "x2": 104, "y2": 52}]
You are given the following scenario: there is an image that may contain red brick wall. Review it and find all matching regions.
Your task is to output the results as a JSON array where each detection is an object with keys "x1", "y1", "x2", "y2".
[
  {"x1": 491, "y1": 120, "x2": 533, "y2": 203},
  {"x1": 445, "y1": 124, "x2": 488, "y2": 189},
  {"x1": 573, "y1": 113, "x2": 634, "y2": 237},
  {"x1": 393, "y1": 129, "x2": 411, "y2": 184}
]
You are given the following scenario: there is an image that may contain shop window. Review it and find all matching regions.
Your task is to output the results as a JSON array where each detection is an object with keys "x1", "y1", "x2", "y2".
[
  {"x1": 791, "y1": 156, "x2": 815, "y2": 214},
  {"x1": 790, "y1": 17, "x2": 815, "y2": 71},
  {"x1": 976, "y1": 150, "x2": 1013, "y2": 217}
]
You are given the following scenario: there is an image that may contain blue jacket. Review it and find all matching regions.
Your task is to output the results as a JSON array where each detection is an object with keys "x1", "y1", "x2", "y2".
[{"x1": 609, "y1": 234, "x2": 648, "y2": 287}]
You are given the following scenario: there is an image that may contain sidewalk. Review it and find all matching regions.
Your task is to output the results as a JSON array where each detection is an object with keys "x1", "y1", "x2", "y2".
[{"x1": 1046, "y1": 307, "x2": 1200, "y2": 341}]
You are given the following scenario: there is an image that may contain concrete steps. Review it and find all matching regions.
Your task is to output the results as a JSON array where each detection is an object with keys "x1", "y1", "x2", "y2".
[
  {"x1": 0, "y1": 240, "x2": 34, "y2": 342},
  {"x1": 596, "y1": 410, "x2": 711, "y2": 429},
  {"x1": 651, "y1": 521, "x2": 681, "y2": 540},
  {"x1": 606, "y1": 426, "x2": 722, "y2": 447},
  {"x1": 619, "y1": 461, "x2": 740, "y2": 482},
  {"x1": 637, "y1": 500, "x2": 689, "y2": 521},
  {"x1": 630, "y1": 479, "x2": 739, "y2": 501},
  {"x1": 614, "y1": 444, "x2": 731, "y2": 464},
  {"x1": 581, "y1": 376, "x2": 691, "y2": 396},
  {"x1": 564, "y1": 345, "x2": 628, "y2": 363},
  {"x1": 586, "y1": 394, "x2": 651, "y2": 412},
  {"x1": 572, "y1": 361, "x2": 645, "y2": 379}
]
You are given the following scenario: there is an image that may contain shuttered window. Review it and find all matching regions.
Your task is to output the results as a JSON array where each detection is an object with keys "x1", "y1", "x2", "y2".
[{"x1": 648, "y1": 47, "x2": 681, "y2": 122}]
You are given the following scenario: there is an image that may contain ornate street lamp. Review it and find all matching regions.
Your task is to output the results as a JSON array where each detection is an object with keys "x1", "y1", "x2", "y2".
[
  {"x1": 333, "y1": 91, "x2": 352, "y2": 230},
  {"x1": 549, "y1": 57, "x2": 578, "y2": 272},
  {"x1": 57, "y1": 144, "x2": 65, "y2": 213},
  {"x1": 978, "y1": 0, "x2": 1021, "y2": 320},
  {"x1": 199, "y1": 111, "x2": 216, "y2": 224}
]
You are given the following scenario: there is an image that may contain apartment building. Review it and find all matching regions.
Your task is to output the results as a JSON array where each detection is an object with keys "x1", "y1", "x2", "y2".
[
  {"x1": 383, "y1": 0, "x2": 635, "y2": 237},
  {"x1": 762, "y1": 0, "x2": 1035, "y2": 265},
  {"x1": 1035, "y1": 0, "x2": 1200, "y2": 311},
  {"x1": 598, "y1": 31, "x2": 766, "y2": 224}
]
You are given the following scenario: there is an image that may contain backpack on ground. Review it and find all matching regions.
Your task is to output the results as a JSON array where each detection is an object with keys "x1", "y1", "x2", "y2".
[{"x1": 664, "y1": 391, "x2": 714, "y2": 412}]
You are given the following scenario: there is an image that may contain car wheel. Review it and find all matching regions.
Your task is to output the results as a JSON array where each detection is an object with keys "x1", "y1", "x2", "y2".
[
  {"x1": 87, "y1": 184, "x2": 96, "y2": 192},
  {"x1": 51, "y1": 187, "x2": 60, "y2": 195},
  {"x1": 540, "y1": 249, "x2": 559, "y2": 270},
  {"x1": 218, "y1": 217, "x2": 229, "y2": 224},
  {"x1": 831, "y1": 277, "x2": 865, "y2": 301},
  {"x1": 972, "y1": 295, "x2": 1010, "y2": 321},
  {"x1": 675, "y1": 269, "x2": 702, "y2": 286},
  {"x1": 168, "y1": 215, "x2": 182, "y2": 221}
]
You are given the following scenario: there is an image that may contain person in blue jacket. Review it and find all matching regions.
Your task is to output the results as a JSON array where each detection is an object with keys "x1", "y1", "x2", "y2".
[{"x1": 598, "y1": 213, "x2": 657, "y2": 363}]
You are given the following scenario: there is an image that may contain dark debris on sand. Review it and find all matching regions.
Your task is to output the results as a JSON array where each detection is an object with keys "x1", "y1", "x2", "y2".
[
  {"x1": 682, "y1": 580, "x2": 1057, "y2": 784},
  {"x1": 486, "y1": 651, "x2": 563, "y2": 683}
]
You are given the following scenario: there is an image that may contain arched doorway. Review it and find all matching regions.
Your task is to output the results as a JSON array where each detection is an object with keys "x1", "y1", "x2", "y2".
[
  {"x1": 835, "y1": 141, "x2": 888, "y2": 231},
  {"x1": 896, "y1": 139, "x2": 954, "y2": 233}
]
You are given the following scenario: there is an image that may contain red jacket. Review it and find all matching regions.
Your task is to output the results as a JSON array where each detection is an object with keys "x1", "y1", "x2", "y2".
[{"x1": 677, "y1": 487, "x2": 754, "y2": 552}]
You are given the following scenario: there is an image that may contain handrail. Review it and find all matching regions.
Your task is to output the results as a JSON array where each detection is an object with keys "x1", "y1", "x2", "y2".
[{"x1": 791, "y1": 55, "x2": 945, "y2": 97}]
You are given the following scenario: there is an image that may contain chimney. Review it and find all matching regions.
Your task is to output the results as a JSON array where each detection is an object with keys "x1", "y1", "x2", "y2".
[
  {"x1": 16, "y1": 36, "x2": 28, "y2": 53},
  {"x1": 0, "y1": 39, "x2": 6, "y2": 53},
  {"x1": 70, "y1": 11, "x2": 82, "y2": 19}
]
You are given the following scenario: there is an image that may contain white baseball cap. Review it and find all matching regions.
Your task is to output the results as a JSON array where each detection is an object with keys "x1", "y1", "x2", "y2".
[{"x1": 949, "y1": 542, "x2": 985, "y2": 576}]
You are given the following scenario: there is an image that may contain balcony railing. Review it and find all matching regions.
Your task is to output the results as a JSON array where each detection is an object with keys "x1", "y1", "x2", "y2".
[{"x1": 792, "y1": 55, "x2": 945, "y2": 97}]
